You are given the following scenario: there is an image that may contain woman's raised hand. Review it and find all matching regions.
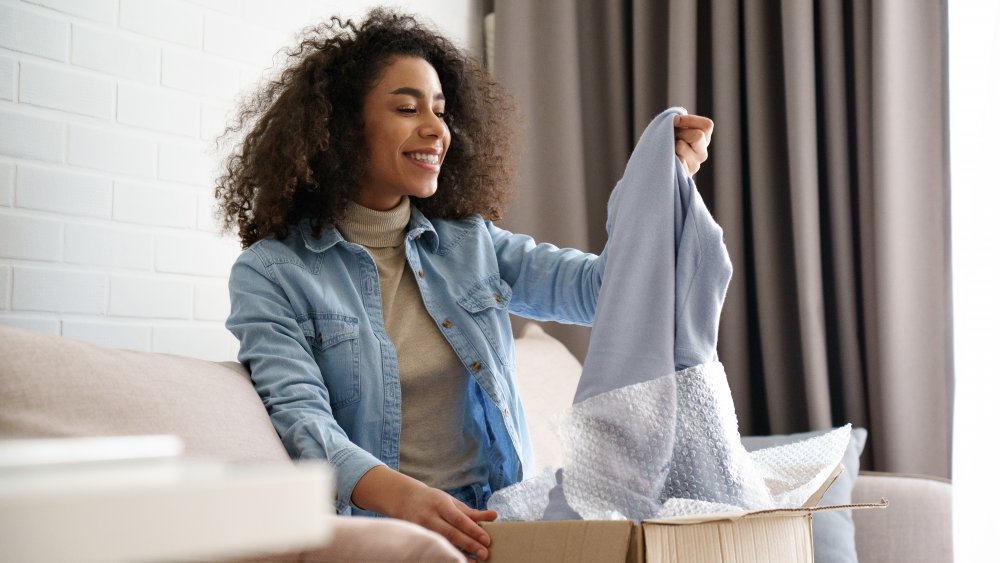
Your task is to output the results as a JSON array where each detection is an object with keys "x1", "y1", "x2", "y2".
[{"x1": 674, "y1": 114, "x2": 714, "y2": 177}]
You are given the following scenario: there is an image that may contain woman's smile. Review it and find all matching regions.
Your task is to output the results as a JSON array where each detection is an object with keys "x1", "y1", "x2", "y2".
[{"x1": 404, "y1": 149, "x2": 442, "y2": 169}]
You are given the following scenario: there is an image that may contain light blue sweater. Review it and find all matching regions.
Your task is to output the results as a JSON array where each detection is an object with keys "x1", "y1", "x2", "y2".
[
  {"x1": 574, "y1": 107, "x2": 732, "y2": 403},
  {"x1": 543, "y1": 107, "x2": 733, "y2": 519}
]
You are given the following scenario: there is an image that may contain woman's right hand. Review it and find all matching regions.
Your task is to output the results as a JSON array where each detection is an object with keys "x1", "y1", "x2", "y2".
[
  {"x1": 396, "y1": 485, "x2": 497, "y2": 560},
  {"x1": 352, "y1": 465, "x2": 497, "y2": 560}
]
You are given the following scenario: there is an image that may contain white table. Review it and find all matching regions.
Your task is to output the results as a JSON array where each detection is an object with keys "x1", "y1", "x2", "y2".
[{"x1": 0, "y1": 437, "x2": 333, "y2": 563}]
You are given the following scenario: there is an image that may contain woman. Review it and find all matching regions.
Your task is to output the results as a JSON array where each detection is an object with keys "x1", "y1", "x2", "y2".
[{"x1": 217, "y1": 10, "x2": 712, "y2": 560}]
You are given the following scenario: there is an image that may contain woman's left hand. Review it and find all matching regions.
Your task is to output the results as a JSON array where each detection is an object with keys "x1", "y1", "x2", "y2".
[{"x1": 674, "y1": 114, "x2": 714, "y2": 177}]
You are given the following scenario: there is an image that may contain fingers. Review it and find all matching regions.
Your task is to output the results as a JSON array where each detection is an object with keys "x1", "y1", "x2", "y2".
[
  {"x1": 434, "y1": 521, "x2": 488, "y2": 562},
  {"x1": 675, "y1": 139, "x2": 700, "y2": 176},
  {"x1": 675, "y1": 127, "x2": 709, "y2": 154},
  {"x1": 428, "y1": 515, "x2": 487, "y2": 560},
  {"x1": 674, "y1": 130, "x2": 708, "y2": 175},
  {"x1": 450, "y1": 501, "x2": 493, "y2": 544},
  {"x1": 436, "y1": 500, "x2": 491, "y2": 560},
  {"x1": 674, "y1": 113, "x2": 714, "y2": 144},
  {"x1": 674, "y1": 113, "x2": 712, "y2": 177},
  {"x1": 465, "y1": 508, "x2": 498, "y2": 523}
]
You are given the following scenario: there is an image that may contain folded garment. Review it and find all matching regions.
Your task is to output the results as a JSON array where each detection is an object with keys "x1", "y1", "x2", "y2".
[{"x1": 489, "y1": 108, "x2": 849, "y2": 521}]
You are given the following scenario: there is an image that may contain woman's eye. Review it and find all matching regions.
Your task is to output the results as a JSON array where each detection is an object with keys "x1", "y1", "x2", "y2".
[
  {"x1": 435, "y1": 112, "x2": 446, "y2": 119},
  {"x1": 398, "y1": 107, "x2": 417, "y2": 114}
]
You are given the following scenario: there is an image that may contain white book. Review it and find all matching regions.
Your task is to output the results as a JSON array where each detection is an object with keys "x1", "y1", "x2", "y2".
[{"x1": 0, "y1": 435, "x2": 183, "y2": 470}]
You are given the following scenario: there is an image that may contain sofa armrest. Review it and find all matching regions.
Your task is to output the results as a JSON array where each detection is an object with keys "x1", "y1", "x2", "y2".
[{"x1": 852, "y1": 471, "x2": 952, "y2": 563}]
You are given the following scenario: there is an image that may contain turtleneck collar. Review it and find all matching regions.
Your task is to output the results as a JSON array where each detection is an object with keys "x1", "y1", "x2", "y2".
[{"x1": 337, "y1": 197, "x2": 411, "y2": 249}]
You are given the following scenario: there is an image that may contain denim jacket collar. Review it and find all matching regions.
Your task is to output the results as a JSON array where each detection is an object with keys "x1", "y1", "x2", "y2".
[
  {"x1": 297, "y1": 204, "x2": 440, "y2": 254},
  {"x1": 407, "y1": 205, "x2": 439, "y2": 251}
]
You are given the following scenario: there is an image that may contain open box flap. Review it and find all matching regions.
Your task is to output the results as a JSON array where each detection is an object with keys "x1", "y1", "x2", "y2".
[
  {"x1": 639, "y1": 464, "x2": 887, "y2": 526},
  {"x1": 639, "y1": 497, "x2": 889, "y2": 526},
  {"x1": 802, "y1": 463, "x2": 845, "y2": 507}
]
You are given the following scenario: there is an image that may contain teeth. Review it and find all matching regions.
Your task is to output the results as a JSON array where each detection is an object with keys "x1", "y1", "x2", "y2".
[{"x1": 407, "y1": 153, "x2": 439, "y2": 164}]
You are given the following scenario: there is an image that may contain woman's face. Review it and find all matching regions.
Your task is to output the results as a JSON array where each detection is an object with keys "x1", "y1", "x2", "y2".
[{"x1": 356, "y1": 55, "x2": 451, "y2": 211}]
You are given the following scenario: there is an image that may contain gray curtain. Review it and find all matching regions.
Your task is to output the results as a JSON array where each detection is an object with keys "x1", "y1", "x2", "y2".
[{"x1": 494, "y1": 0, "x2": 952, "y2": 478}]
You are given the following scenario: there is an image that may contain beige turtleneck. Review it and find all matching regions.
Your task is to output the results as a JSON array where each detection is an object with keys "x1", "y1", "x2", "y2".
[{"x1": 336, "y1": 197, "x2": 487, "y2": 490}]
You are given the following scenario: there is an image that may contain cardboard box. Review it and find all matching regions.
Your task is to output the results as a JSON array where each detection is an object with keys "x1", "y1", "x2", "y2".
[{"x1": 483, "y1": 465, "x2": 887, "y2": 563}]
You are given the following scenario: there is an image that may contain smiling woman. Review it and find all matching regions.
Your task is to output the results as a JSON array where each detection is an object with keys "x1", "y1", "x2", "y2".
[
  {"x1": 215, "y1": 8, "x2": 714, "y2": 561},
  {"x1": 214, "y1": 12, "x2": 524, "y2": 560}
]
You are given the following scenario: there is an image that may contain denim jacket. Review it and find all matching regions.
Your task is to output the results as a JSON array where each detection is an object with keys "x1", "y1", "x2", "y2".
[{"x1": 226, "y1": 206, "x2": 607, "y2": 514}]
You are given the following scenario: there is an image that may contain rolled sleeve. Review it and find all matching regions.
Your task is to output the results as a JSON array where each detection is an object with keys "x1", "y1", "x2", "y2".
[{"x1": 331, "y1": 447, "x2": 386, "y2": 513}]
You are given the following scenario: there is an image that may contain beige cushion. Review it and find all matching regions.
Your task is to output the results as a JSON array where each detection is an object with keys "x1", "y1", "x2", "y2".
[
  {"x1": 513, "y1": 322, "x2": 583, "y2": 473},
  {"x1": 852, "y1": 472, "x2": 953, "y2": 563},
  {"x1": 0, "y1": 325, "x2": 289, "y2": 463}
]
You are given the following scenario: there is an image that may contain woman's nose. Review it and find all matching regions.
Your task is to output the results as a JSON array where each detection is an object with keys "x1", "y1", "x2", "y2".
[{"x1": 419, "y1": 113, "x2": 446, "y2": 138}]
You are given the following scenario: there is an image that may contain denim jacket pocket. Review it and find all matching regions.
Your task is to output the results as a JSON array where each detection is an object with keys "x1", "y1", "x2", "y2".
[
  {"x1": 298, "y1": 314, "x2": 361, "y2": 410},
  {"x1": 458, "y1": 275, "x2": 514, "y2": 366}
]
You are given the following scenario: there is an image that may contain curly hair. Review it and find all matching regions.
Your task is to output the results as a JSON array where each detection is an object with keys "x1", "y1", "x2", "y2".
[{"x1": 215, "y1": 9, "x2": 519, "y2": 248}]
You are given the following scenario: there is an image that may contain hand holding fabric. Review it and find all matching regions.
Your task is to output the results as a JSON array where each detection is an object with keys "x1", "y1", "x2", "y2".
[{"x1": 673, "y1": 113, "x2": 714, "y2": 176}]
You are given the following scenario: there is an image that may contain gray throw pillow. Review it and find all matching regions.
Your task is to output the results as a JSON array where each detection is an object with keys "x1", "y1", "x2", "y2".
[{"x1": 741, "y1": 427, "x2": 868, "y2": 563}]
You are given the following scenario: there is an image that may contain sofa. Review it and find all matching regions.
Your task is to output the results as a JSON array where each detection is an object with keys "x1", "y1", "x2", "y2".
[{"x1": 0, "y1": 323, "x2": 952, "y2": 562}]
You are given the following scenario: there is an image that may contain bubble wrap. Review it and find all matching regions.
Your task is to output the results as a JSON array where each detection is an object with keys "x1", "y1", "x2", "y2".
[
  {"x1": 488, "y1": 361, "x2": 850, "y2": 521},
  {"x1": 485, "y1": 467, "x2": 557, "y2": 521}
]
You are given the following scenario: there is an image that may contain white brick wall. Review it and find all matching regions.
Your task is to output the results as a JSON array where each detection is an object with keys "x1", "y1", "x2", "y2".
[
  {"x1": 194, "y1": 281, "x2": 230, "y2": 321},
  {"x1": 12, "y1": 267, "x2": 106, "y2": 314},
  {"x1": 0, "y1": 3, "x2": 69, "y2": 61},
  {"x1": 199, "y1": 101, "x2": 228, "y2": 141},
  {"x1": 0, "y1": 161, "x2": 13, "y2": 206},
  {"x1": 195, "y1": 193, "x2": 216, "y2": 231},
  {"x1": 0, "y1": 0, "x2": 478, "y2": 361},
  {"x1": 157, "y1": 140, "x2": 214, "y2": 186},
  {"x1": 0, "y1": 264, "x2": 9, "y2": 308},
  {"x1": 0, "y1": 55, "x2": 14, "y2": 100},
  {"x1": 0, "y1": 213, "x2": 62, "y2": 261},
  {"x1": 72, "y1": 24, "x2": 160, "y2": 83},
  {"x1": 68, "y1": 124, "x2": 158, "y2": 177},
  {"x1": 17, "y1": 164, "x2": 113, "y2": 217},
  {"x1": 64, "y1": 222, "x2": 153, "y2": 270},
  {"x1": 162, "y1": 48, "x2": 240, "y2": 100},
  {"x1": 113, "y1": 180, "x2": 197, "y2": 228},
  {"x1": 203, "y1": 11, "x2": 283, "y2": 66},
  {"x1": 0, "y1": 110, "x2": 65, "y2": 162},
  {"x1": 120, "y1": 0, "x2": 203, "y2": 48},
  {"x1": 154, "y1": 232, "x2": 237, "y2": 276},
  {"x1": 109, "y1": 275, "x2": 191, "y2": 318},
  {"x1": 117, "y1": 82, "x2": 200, "y2": 136},
  {"x1": 187, "y1": 0, "x2": 241, "y2": 17},
  {"x1": 24, "y1": 0, "x2": 118, "y2": 25},
  {"x1": 20, "y1": 60, "x2": 115, "y2": 119}
]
